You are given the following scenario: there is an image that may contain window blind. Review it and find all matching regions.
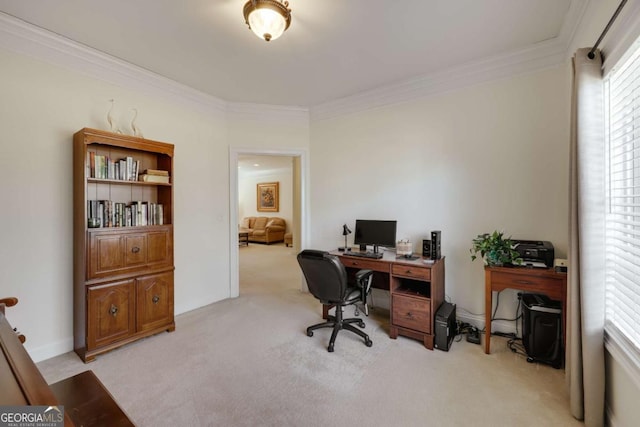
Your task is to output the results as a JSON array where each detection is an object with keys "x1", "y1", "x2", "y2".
[{"x1": 605, "y1": 41, "x2": 640, "y2": 352}]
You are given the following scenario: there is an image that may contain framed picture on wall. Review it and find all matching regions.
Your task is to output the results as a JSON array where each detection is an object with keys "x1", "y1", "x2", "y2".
[{"x1": 257, "y1": 182, "x2": 279, "y2": 212}]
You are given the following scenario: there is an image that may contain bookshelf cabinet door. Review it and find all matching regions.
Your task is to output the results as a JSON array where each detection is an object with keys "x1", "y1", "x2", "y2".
[
  {"x1": 124, "y1": 233, "x2": 147, "y2": 267},
  {"x1": 147, "y1": 228, "x2": 172, "y2": 268},
  {"x1": 89, "y1": 233, "x2": 124, "y2": 279},
  {"x1": 136, "y1": 271, "x2": 174, "y2": 332},
  {"x1": 87, "y1": 280, "x2": 135, "y2": 349}
]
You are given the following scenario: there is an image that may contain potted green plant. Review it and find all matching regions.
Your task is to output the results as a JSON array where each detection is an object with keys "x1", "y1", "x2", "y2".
[{"x1": 470, "y1": 231, "x2": 522, "y2": 267}]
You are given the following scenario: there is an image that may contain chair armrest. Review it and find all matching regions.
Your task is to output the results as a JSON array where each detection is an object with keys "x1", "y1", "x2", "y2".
[
  {"x1": 266, "y1": 225, "x2": 285, "y2": 232},
  {"x1": 355, "y1": 269, "x2": 374, "y2": 316},
  {"x1": 355, "y1": 269, "x2": 373, "y2": 292}
]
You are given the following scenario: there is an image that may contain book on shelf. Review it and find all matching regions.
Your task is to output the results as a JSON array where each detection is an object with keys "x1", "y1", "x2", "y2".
[
  {"x1": 139, "y1": 174, "x2": 170, "y2": 183},
  {"x1": 87, "y1": 152, "x2": 142, "y2": 181},
  {"x1": 126, "y1": 157, "x2": 133, "y2": 181},
  {"x1": 88, "y1": 200, "x2": 164, "y2": 228},
  {"x1": 143, "y1": 169, "x2": 169, "y2": 176}
]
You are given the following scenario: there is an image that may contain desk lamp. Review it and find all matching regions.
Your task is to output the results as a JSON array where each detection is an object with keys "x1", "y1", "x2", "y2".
[{"x1": 339, "y1": 224, "x2": 352, "y2": 252}]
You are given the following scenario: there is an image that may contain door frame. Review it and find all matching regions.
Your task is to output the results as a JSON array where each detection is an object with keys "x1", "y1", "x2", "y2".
[{"x1": 229, "y1": 147, "x2": 309, "y2": 298}]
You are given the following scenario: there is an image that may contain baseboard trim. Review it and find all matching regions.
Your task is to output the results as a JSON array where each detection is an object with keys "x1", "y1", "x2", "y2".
[{"x1": 27, "y1": 337, "x2": 74, "y2": 364}]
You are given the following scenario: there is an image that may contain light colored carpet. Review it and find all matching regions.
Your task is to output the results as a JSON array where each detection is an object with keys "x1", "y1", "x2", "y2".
[{"x1": 37, "y1": 243, "x2": 583, "y2": 426}]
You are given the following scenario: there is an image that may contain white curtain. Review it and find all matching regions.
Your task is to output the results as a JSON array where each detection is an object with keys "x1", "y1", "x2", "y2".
[{"x1": 567, "y1": 48, "x2": 606, "y2": 427}]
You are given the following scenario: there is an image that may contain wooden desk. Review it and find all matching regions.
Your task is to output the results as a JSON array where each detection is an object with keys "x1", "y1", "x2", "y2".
[
  {"x1": 330, "y1": 250, "x2": 445, "y2": 349},
  {"x1": 484, "y1": 266, "x2": 567, "y2": 354}
]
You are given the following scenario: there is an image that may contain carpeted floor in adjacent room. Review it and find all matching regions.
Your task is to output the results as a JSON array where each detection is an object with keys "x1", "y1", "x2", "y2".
[{"x1": 37, "y1": 243, "x2": 582, "y2": 426}]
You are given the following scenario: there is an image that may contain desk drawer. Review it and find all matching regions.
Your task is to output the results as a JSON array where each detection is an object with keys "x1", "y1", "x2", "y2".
[
  {"x1": 340, "y1": 257, "x2": 389, "y2": 273},
  {"x1": 392, "y1": 294, "x2": 430, "y2": 333},
  {"x1": 392, "y1": 264, "x2": 430, "y2": 281},
  {"x1": 492, "y1": 271, "x2": 563, "y2": 288},
  {"x1": 491, "y1": 271, "x2": 565, "y2": 299}
]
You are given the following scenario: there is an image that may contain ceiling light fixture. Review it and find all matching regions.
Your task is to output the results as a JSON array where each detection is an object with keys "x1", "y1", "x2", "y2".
[{"x1": 243, "y1": 0, "x2": 291, "y2": 42}]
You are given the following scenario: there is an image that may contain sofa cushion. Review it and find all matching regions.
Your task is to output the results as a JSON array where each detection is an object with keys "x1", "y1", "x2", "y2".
[
  {"x1": 253, "y1": 217, "x2": 268, "y2": 229},
  {"x1": 240, "y1": 217, "x2": 252, "y2": 229},
  {"x1": 266, "y1": 218, "x2": 285, "y2": 228}
]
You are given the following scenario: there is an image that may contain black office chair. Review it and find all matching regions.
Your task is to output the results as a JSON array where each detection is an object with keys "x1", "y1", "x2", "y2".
[{"x1": 297, "y1": 249, "x2": 374, "y2": 352}]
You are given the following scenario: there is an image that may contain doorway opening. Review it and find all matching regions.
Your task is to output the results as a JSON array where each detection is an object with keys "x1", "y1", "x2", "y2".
[{"x1": 229, "y1": 148, "x2": 308, "y2": 298}]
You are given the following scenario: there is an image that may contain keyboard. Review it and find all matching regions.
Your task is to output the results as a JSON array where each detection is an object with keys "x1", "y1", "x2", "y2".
[{"x1": 345, "y1": 251, "x2": 383, "y2": 259}]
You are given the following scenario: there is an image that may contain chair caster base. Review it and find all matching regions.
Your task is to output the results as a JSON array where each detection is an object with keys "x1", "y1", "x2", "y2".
[
  {"x1": 307, "y1": 330, "x2": 313, "y2": 337},
  {"x1": 328, "y1": 345, "x2": 334, "y2": 352},
  {"x1": 365, "y1": 339, "x2": 373, "y2": 347}
]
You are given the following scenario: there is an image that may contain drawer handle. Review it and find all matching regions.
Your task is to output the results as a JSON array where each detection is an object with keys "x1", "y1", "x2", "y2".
[
  {"x1": 406, "y1": 312, "x2": 413, "y2": 318},
  {"x1": 131, "y1": 246, "x2": 140, "y2": 253},
  {"x1": 109, "y1": 304, "x2": 118, "y2": 316},
  {"x1": 405, "y1": 269, "x2": 413, "y2": 274},
  {"x1": 514, "y1": 279, "x2": 533, "y2": 285},
  {"x1": 152, "y1": 295, "x2": 160, "y2": 304}
]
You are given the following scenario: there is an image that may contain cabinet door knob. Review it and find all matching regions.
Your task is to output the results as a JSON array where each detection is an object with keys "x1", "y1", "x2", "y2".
[
  {"x1": 131, "y1": 246, "x2": 140, "y2": 253},
  {"x1": 152, "y1": 295, "x2": 160, "y2": 304},
  {"x1": 109, "y1": 304, "x2": 119, "y2": 316},
  {"x1": 406, "y1": 312, "x2": 413, "y2": 318}
]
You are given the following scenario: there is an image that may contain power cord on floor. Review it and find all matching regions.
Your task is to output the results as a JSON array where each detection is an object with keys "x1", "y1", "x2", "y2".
[
  {"x1": 454, "y1": 321, "x2": 481, "y2": 344},
  {"x1": 452, "y1": 291, "x2": 525, "y2": 346}
]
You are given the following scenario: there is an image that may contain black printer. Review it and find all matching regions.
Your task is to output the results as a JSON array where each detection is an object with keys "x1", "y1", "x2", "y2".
[{"x1": 513, "y1": 240, "x2": 554, "y2": 268}]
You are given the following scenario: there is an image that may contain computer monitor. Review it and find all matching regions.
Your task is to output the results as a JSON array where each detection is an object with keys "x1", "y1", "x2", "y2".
[{"x1": 353, "y1": 219, "x2": 397, "y2": 253}]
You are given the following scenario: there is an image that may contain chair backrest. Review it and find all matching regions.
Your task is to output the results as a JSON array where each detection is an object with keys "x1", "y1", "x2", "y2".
[{"x1": 297, "y1": 250, "x2": 349, "y2": 305}]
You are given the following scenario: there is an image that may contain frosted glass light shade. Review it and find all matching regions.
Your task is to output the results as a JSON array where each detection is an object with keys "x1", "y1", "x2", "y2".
[{"x1": 243, "y1": 0, "x2": 291, "y2": 42}]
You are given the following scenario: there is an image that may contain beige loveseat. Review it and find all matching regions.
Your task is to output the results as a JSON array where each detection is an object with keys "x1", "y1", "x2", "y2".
[{"x1": 240, "y1": 217, "x2": 286, "y2": 244}]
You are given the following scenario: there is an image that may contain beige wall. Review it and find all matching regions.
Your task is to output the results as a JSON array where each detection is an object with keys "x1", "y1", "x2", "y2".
[
  {"x1": 238, "y1": 158, "x2": 294, "y2": 232},
  {"x1": 0, "y1": 47, "x2": 310, "y2": 362},
  {"x1": 310, "y1": 65, "x2": 570, "y2": 320}
]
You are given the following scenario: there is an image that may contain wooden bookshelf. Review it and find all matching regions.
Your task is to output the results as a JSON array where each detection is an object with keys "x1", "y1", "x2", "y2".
[{"x1": 73, "y1": 128, "x2": 175, "y2": 362}]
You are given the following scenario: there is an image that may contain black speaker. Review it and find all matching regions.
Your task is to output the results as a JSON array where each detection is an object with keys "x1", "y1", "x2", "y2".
[
  {"x1": 521, "y1": 293, "x2": 563, "y2": 368},
  {"x1": 422, "y1": 239, "x2": 431, "y2": 257},
  {"x1": 431, "y1": 230, "x2": 441, "y2": 259}
]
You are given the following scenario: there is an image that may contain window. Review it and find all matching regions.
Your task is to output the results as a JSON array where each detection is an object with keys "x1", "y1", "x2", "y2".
[{"x1": 604, "y1": 41, "x2": 640, "y2": 354}]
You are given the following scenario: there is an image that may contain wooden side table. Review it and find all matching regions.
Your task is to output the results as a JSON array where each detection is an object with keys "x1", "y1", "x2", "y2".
[
  {"x1": 239, "y1": 231, "x2": 249, "y2": 246},
  {"x1": 484, "y1": 266, "x2": 567, "y2": 354}
]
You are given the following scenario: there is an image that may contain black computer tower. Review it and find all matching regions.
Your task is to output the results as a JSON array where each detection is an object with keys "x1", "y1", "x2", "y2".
[
  {"x1": 434, "y1": 302, "x2": 456, "y2": 351},
  {"x1": 521, "y1": 293, "x2": 563, "y2": 368}
]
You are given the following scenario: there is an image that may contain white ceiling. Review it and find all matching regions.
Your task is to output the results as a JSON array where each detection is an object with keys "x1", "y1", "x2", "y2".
[
  {"x1": 0, "y1": 0, "x2": 580, "y2": 107},
  {"x1": 238, "y1": 155, "x2": 292, "y2": 176}
]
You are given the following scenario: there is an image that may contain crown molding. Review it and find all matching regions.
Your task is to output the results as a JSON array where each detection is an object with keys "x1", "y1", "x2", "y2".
[
  {"x1": 2, "y1": 1, "x2": 589, "y2": 123},
  {"x1": 0, "y1": 12, "x2": 309, "y2": 120},
  {"x1": 310, "y1": 38, "x2": 569, "y2": 121},
  {"x1": 311, "y1": 0, "x2": 589, "y2": 121},
  {"x1": 227, "y1": 102, "x2": 309, "y2": 124}
]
